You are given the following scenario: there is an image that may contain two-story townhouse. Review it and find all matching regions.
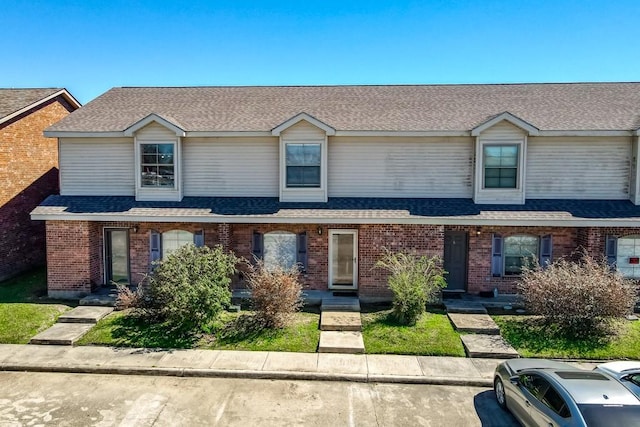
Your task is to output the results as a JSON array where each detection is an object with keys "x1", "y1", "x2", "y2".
[
  {"x1": 32, "y1": 83, "x2": 640, "y2": 301},
  {"x1": 0, "y1": 89, "x2": 80, "y2": 281}
]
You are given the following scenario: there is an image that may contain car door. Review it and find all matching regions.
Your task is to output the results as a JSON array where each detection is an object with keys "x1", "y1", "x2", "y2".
[
  {"x1": 510, "y1": 374, "x2": 542, "y2": 427},
  {"x1": 525, "y1": 376, "x2": 572, "y2": 427}
]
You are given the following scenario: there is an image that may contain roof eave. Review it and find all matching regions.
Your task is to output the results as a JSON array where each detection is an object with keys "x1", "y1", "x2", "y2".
[{"x1": 0, "y1": 88, "x2": 81, "y2": 127}]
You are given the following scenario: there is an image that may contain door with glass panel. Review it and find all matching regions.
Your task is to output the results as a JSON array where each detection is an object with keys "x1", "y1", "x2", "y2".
[
  {"x1": 329, "y1": 230, "x2": 358, "y2": 289},
  {"x1": 104, "y1": 229, "x2": 130, "y2": 285}
]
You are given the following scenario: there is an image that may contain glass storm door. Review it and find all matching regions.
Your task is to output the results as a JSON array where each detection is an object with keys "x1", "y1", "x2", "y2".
[
  {"x1": 105, "y1": 229, "x2": 130, "y2": 285},
  {"x1": 329, "y1": 230, "x2": 358, "y2": 289}
]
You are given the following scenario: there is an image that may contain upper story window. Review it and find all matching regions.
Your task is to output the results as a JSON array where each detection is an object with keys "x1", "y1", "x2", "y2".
[
  {"x1": 141, "y1": 143, "x2": 175, "y2": 188},
  {"x1": 286, "y1": 143, "x2": 321, "y2": 188},
  {"x1": 504, "y1": 235, "x2": 539, "y2": 276},
  {"x1": 483, "y1": 145, "x2": 518, "y2": 189}
]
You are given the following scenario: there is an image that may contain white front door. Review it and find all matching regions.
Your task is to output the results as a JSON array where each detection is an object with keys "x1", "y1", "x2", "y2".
[{"x1": 329, "y1": 230, "x2": 358, "y2": 289}]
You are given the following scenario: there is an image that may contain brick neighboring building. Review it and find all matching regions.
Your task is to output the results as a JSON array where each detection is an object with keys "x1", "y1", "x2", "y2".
[
  {"x1": 30, "y1": 84, "x2": 640, "y2": 300},
  {"x1": 0, "y1": 89, "x2": 80, "y2": 281}
]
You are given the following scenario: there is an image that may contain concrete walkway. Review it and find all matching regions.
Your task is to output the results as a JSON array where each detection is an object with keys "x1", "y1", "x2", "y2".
[{"x1": 0, "y1": 343, "x2": 530, "y2": 386}]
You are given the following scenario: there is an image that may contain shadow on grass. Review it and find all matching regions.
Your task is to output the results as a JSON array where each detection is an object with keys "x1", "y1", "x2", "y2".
[
  {"x1": 215, "y1": 314, "x2": 277, "y2": 345},
  {"x1": 107, "y1": 313, "x2": 199, "y2": 349},
  {"x1": 499, "y1": 317, "x2": 614, "y2": 355},
  {"x1": 0, "y1": 268, "x2": 76, "y2": 306}
]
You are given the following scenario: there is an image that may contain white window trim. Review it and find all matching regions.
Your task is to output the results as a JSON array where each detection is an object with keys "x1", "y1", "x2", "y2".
[
  {"x1": 278, "y1": 125, "x2": 328, "y2": 203},
  {"x1": 474, "y1": 137, "x2": 527, "y2": 204},
  {"x1": 134, "y1": 137, "x2": 182, "y2": 201}
]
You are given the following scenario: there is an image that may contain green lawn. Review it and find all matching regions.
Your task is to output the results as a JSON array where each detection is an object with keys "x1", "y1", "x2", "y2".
[
  {"x1": 361, "y1": 308, "x2": 465, "y2": 356},
  {"x1": 79, "y1": 310, "x2": 321, "y2": 352},
  {"x1": 494, "y1": 315, "x2": 640, "y2": 360},
  {"x1": 0, "y1": 268, "x2": 72, "y2": 343}
]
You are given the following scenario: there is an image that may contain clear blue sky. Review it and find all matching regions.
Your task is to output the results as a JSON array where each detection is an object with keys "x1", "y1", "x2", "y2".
[{"x1": 2, "y1": 0, "x2": 638, "y2": 104}]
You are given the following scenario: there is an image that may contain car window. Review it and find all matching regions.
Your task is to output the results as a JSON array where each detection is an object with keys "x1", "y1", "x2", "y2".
[
  {"x1": 520, "y1": 374, "x2": 550, "y2": 399},
  {"x1": 541, "y1": 386, "x2": 571, "y2": 418},
  {"x1": 627, "y1": 374, "x2": 640, "y2": 387}
]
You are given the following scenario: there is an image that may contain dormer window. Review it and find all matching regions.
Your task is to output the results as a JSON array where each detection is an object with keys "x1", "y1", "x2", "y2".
[
  {"x1": 141, "y1": 143, "x2": 175, "y2": 188},
  {"x1": 286, "y1": 143, "x2": 321, "y2": 188},
  {"x1": 483, "y1": 145, "x2": 518, "y2": 189}
]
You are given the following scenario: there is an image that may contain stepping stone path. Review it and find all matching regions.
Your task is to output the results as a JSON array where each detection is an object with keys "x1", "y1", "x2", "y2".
[
  {"x1": 318, "y1": 297, "x2": 364, "y2": 354},
  {"x1": 447, "y1": 313, "x2": 500, "y2": 335},
  {"x1": 444, "y1": 299, "x2": 519, "y2": 359},
  {"x1": 29, "y1": 306, "x2": 113, "y2": 346}
]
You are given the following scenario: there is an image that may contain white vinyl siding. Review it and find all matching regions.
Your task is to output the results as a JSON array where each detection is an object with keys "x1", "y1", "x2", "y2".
[
  {"x1": 59, "y1": 138, "x2": 134, "y2": 196},
  {"x1": 183, "y1": 137, "x2": 279, "y2": 197},
  {"x1": 280, "y1": 121, "x2": 327, "y2": 202},
  {"x1": 526, "y1": 137, "x2": 630, "y2": 199},
  {"x1": 135, "y1": 122, "x2": 177, "y2": 141},
  {"x1": 328, "y1": 137, "x2": 473, "y2": 198},
  {"x1": 474, "y1": 122, "x2": 527, "y2": 204}
]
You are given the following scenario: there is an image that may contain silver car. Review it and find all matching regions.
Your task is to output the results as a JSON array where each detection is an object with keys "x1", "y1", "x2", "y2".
[
  {"x1": 595, "y1": 361, "x2": 640, "y2": 400},
  {"x1": 494, "y1": 359, "x2": 640, "y2": 426}
]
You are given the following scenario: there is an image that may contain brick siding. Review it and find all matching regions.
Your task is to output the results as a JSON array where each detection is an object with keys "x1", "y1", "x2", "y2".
[
  {"x1": 44, "y1": 220, "x2": 640, "y2": 299},
  {"x1": 0, "y1": 97, "x2": 75, "y2": 281}
]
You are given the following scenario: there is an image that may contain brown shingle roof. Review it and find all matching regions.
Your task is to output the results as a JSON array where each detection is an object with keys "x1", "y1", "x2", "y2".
[
  {"x1": 0, "y1": 88, "x2": 65, "y2": 121},
  {"x1": 47, "y1": 83, "x2": 640, "y2": 133}
]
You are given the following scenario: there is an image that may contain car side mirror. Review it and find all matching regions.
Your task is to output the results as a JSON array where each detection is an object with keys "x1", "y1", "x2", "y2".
[{"x1": 509, "y1": 375, "x2": 520, "y2": 385}]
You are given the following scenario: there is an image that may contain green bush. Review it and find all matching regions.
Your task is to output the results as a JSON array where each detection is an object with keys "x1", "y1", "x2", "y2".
[
  {"x1": 141, "y1": 244, "x2": 238, "y2": 332},
  {"x1": 245, "y1": 261, "x2": 303, "y2": 329},
  {"x1": 375, "y1": 249, "x2": 447, "y2": 325},
  {"x1": 519, "y1": 254, "x2": 637, "y2": 338}
]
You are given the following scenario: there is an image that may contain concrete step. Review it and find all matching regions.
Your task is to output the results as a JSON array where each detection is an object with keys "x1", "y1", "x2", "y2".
[
  {"x1": 318, "y1": 331, "x2": 365, "y2": 354},
  {"x1": 58, "y1": 306, "x2": 114, "y2": 324},
  {"x1": 321, "y1": 297, "x2": 360, "y2": 312},
  {"x1": 443, "y1": 300, "x2": 487, "y2": 314},
  {"x1": 460, "y1": 334, "x2": 519, "y2": 359},
  {"x1": 447, "y1": 313, "x2": 500, "y2": 335},
  {"x1": 79, "y1": 294, "x2": 116, "y2": 307},
  {"x1": 320, "y1": 311, "x2": 362, "y2": 331},
  {"x1": 29, "y1": 323, "x2": 95, "y2": 346}
]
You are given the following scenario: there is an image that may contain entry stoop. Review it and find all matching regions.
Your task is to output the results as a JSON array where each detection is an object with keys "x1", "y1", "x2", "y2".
[{"x1": 321, "y1": 297, "x2": 360, "y2": 312}]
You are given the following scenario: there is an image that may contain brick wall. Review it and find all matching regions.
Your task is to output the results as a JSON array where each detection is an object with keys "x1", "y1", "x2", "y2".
[
  {"x1": 447, "y1": 225, "x2": 579, "y2": 294},
  {"x1": 44, "y1": 220, "x2": 640, "y2": 300},
  {"x1": 0, "y1": 97, "x2": 75, "y2": 281}
]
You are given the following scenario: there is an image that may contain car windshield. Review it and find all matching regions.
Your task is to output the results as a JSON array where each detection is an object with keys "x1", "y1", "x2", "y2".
[{"x1": 578, "y1": 404, "x2": 640, "y2": 427}]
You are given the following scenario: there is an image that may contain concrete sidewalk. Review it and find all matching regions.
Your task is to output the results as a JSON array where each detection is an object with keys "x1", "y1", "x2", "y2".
[{"x1": 0, "y1": 344, "x2": 599, "y2": 387}]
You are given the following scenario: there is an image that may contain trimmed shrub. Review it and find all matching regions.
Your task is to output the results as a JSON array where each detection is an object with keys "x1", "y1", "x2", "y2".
[
  {"x1": 141, "y1": 244, "x2": 238, "y2": 332},
  {"x1": 375, "y1": 249, "x2": 447, "y2": 325},
  {"x1": 519, "y1": 254, "x2": 637, "y2": 337},
  {"x1": 245, "y1": 261, "x2": 303, "y2": 329}
]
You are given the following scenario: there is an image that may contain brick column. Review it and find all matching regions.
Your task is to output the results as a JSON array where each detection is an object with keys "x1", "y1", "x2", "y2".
[
  {"x1": 218, "y1": 223, "x2": 232, "y2": 252},
  {"x1": 46, "y1": 220, "x2": 100, "y2": 299},
  {"x1": 576, "y1": 227, "x2": 603, "y2": 259}
]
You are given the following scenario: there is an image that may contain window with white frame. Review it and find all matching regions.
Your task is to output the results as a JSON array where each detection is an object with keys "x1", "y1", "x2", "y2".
[
  {"x1": 285, "y1": 143, "x2": 321, "y2": 188},
  {"x1": 483, "y1": 145, "x2": 518, "y2": 189},
  {"x1": 616, "y1": 236, "x2": 640, "y2": 278},
  {"x1": 504, "y1": 235, "x2": 538, "y2": 276},
  {"x1": 141, "y1": 143, "x2": 175, "y2": 188},
  {"x1": 162, "y1": 230, "x2": 193, "y2": 258},
  {"x1": 263, "y1": 231, "x2": 297, "y2": 270}
]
